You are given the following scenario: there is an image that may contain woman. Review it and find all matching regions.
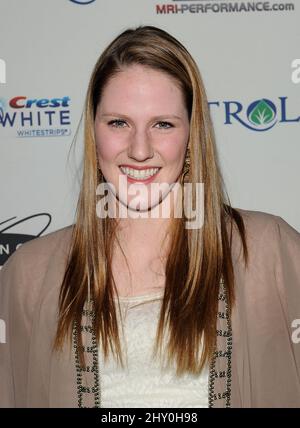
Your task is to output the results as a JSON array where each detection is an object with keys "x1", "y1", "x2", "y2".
[{"x1": 0, "y1": 25, "x2": 300, "y2": 408}]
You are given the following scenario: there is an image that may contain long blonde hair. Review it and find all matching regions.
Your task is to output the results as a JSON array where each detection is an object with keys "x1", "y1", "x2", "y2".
[{"x1": 54, "y1": 25, "x2": 248, "y2": 376}]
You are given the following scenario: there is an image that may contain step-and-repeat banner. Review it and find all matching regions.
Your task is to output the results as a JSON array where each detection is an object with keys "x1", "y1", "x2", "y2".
[{"x1": 0, "y1": 0, "x2": 299, "y2": 265}]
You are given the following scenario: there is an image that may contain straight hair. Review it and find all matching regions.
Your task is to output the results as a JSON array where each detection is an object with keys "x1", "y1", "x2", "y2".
[{"x1": 54, "y1": 25, "x2": 248, "y2": 376}]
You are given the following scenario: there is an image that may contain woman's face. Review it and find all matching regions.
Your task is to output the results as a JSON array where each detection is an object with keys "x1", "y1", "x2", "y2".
[{"x1": 94, "y1": 64, "x2": 190, "y2": 213}]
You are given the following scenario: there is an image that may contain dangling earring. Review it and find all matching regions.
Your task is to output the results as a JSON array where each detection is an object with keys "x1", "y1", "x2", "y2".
[
  {"x1": 182, "y1": 145, "x2": 190, "y2": 181},
  {"x1": 97, "y1": 166, "x2": 104, "y2": 185}
]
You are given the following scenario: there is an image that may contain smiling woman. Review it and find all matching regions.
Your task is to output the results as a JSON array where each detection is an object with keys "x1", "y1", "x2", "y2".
[
  {"x1": 0, "y1": 25, "x2": 300, "y2": 409},
  {"x1": 94, "y1": 64, "x2": 190, "y2": 212}
]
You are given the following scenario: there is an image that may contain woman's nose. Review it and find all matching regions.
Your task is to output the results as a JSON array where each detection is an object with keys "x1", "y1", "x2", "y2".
[{"x1": 127, "y1": 129, "x2": 154, "y2": 161}]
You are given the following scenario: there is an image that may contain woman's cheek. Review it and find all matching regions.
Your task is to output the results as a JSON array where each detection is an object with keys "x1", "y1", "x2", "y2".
[
  {"x1": 158, "y1": 136, "x2": 187, "y2": 162},
  {"x1": 96, "y1": 132, "x2": 124, "y2": 160}
]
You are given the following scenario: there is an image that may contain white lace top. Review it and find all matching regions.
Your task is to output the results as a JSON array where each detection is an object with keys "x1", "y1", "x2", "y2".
[{"x1": 98, "y1": 290, "x2": 209, "y2": 408}]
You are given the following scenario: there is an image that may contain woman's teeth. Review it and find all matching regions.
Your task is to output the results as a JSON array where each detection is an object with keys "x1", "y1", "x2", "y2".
[{"x1": 119, "y1": 166, "x2": 160, "y2": 180}]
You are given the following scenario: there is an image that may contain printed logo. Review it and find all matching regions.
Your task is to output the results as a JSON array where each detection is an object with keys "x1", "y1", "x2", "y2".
[
  {"x1": 156, "y1": 0, "x2": 295, "y2": 15},
  {"x1": 0, "y1": 97, "x2": 7, "y2": 119},
  {"x1": 247, "y1": 99, "x2": 277, "y2": 130},
  {"x1": 209, "y1": 96, "x2": 300, "y2": 132},
  {"x1": 69, "y1": 0, "x2": 96, "y2": 4},
  {"x1": 0, "y1": 213, "x2": 52, "y2": 266},
  {"x1": 0, "y1": 95, "x2": 72, "y2": 138}
]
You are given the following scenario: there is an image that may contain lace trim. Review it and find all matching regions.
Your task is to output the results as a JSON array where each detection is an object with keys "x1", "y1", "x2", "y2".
[
  {"x1": 208, "y1": 279, "x2": 232, "y2": 408},
  {"x1": 72, "y1": 278, "x2": 232, "y2": 408}
]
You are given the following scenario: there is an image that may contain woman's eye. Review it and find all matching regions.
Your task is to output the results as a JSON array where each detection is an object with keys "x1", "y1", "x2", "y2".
[
  {"x1": 107, "y1": 120, "x2": 173, "y2": 129},
  {"x1": 156, "y1": 121, "x2": 173, "y2": 129},
  {"x1": 108, "y1": 119, "x2": 127, "y2": 128}
]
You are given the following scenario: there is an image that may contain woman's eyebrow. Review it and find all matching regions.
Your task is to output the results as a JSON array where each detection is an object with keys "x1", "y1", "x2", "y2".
[{"x1": 100, "y1": 112, "x2": 183, "y2": 121}]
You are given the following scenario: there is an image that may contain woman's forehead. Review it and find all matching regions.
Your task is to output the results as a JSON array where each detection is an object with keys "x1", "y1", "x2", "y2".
[{"x1": 98, "y1": 65, "x2": 186, "y2": 114}]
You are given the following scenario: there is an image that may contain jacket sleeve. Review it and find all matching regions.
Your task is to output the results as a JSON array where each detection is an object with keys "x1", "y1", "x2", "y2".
[
  {"x1": 0, "y1": 246, "x2": 35, "y2": 408},
  {"x1": 231, "y1": 210, "x2": 300, "y2": 407},
  {"x1": 273, "y1": 215, "x2": 300, "y2": 392},
  {"x1": 0, "y1": 227, "x2": 72, "y2": 408},
  {"x1": 271, "y1": 216, "x2": 300, "y2": 407},
  {"x1": 0, "y1": 251, "x2": 19, "y2": 407}
]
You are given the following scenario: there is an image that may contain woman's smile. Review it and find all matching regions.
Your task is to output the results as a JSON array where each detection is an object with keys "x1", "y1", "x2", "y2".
[{"x1": 119, "y1": 165, "x2": 162, "y2": 184}]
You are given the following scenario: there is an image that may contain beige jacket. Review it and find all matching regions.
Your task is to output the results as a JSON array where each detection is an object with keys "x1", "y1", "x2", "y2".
[{"x1": 0, "y1": 208, "x2": 300, "y2": 408}]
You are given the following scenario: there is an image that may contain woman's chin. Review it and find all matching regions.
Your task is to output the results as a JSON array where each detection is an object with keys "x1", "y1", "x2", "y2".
[{"x1": 115, "y1": 193, "x2": 174, "y2": 218}]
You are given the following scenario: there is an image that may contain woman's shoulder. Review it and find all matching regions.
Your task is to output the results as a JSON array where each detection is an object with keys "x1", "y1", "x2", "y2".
[
  {"x1": 0, "y1": 224, "x2": 74, "y2": 304},
  {"x1": 231, "y1": 207, "x2": 299, "y2": 242},
  {"x1": 0, "y1": 225, "x2": 75, "y2": 338},
  {"x1": 16, "y1": 223, "x2": 73, "y2": 257},
  {"x1": 2, "y1": 224, "x2": 74, "y2": 270},
  {"x1": 227, "y1": 207, "x2": 300, "y2": 268}
]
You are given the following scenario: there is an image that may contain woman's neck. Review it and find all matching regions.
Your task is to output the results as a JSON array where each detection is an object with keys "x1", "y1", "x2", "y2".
[{"x1": 115, "y1": 215, "x2": 171, "y2": 259}]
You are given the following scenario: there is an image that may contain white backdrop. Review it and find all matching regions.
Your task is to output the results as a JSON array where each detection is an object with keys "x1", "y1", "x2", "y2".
[{"x1": 0, "y1": 0, "x2": 299, "y2": 265}]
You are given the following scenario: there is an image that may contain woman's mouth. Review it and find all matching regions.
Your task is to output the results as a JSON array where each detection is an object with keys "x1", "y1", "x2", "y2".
[{"x1": 119, "y1": 166, "x2": 161, "y2": 184}]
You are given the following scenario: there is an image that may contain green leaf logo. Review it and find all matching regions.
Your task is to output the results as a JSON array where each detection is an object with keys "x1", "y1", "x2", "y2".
[{"x1": 247, "y1": 99, "x2": 276, "y2": 127}]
